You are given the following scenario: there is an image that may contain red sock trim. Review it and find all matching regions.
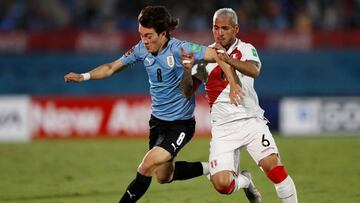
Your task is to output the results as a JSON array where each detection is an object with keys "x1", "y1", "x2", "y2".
[
  {"x1": 226, "y1": 179, "x2": 235, "y2": 194},
  {"x1": 215, "y1": 179, "x2": 235, "y2": 194},
  {"x1": 267, "y1": 165, "x2": 288, "y2": 184}
]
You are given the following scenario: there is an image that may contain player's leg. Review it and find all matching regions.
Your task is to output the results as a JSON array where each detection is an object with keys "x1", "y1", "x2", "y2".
[
  {"x1": 155, "y1": 159, "x2": 208, "y2": 183},
  {"x1": 209, "y1": 149, "x2": 261, "y2": 203},
  {"x1": 153, "y1": 159, "x2": 174, "y2": 183},
  {"x1": 120, "y1": 143, "x2": 206, "y2": 202},
  {"x1": 259, "y1": 155, "x2": 298, "y2": 203},
  {"x1": 210, "y1": 170, "x2": 253, "y2": 194},
  {"x1": 119, "y1": 116, "x2": 208, "y2": 203},
  {"x1": 154, "y1": 116, "x2": 208, "y2": 183},
  {"x1": 209, "y1": 121, "x2": 261, "y2": 202},
  {"x1": 119, "y1": 146, "x2": 172, "y2": 203},
  {"x1": 247, "y1": 118, "x2": 298, "y2": 203},
  {"x1": 118, "y1": 116, "x2": 171, "y2": 203}
]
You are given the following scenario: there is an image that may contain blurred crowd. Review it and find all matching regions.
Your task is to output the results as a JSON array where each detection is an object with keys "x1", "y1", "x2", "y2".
[{"x1": 0, "y1": 0, "x2": 359, "y2": 32}]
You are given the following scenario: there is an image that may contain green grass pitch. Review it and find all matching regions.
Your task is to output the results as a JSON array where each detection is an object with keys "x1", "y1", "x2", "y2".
[{"x1": 1, "y1": 135, "x2": 360, "y2": 203}]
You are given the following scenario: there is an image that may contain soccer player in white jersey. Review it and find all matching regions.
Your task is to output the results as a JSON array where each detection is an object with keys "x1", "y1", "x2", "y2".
[
  {"x1": 181, "y1": 8, "x2": 298, "y2": 203},
  {"x1": 64, "y1": 6, "x2": 243, "y2": 203}
]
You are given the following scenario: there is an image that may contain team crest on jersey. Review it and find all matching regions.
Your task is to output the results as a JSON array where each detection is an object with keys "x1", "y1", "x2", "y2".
[
  {"x1": 167, "y1": 55, "x2": 175, "y2": 68},
  {"x1": 210, "y1": 160, "x2": 217, "y2": 169},
  {"x1": 231, "y1": 53, "x2": 241, "y2": 60}
]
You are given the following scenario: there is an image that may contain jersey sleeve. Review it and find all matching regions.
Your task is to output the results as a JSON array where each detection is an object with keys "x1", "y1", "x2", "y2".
[
  {"x1": 119, "y1": 42, "x2": 142, "y2": 67},
  {"x1": 242, "y1": 43, "x2": 262, "y2": 69},
  {"x1": 181, "y1": 41, "x2": 206, "y2": 63}
]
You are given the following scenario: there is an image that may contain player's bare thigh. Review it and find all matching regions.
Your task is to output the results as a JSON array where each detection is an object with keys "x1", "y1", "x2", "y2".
[{"x1": 246, "y1": 117, "x2": 279, "y2": 167}]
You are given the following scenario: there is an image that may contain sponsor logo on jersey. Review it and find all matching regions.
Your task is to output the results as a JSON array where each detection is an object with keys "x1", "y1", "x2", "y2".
[
  {"x1": 167, "y1": 55, "x2": 175, "y2": 68},
  {"x1": 144, "y1": 57, "x2": 154, "y2": 66}
]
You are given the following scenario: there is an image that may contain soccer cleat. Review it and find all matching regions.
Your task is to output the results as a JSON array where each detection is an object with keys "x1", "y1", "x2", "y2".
[{"x1": 241, "y1": 170, "x2": 262, "y2": 203}]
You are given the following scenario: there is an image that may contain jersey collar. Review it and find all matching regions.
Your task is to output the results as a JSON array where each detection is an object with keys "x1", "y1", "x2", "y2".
[{"x1": 226, "y1": 38, "x2": 240, "y2": 55}]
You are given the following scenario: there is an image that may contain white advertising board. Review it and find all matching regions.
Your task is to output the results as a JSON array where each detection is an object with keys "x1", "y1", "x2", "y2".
[
  {"x1": 0, "y1": 96, "x2": 31, "y2": 141},
  {"x1": 280, "y1": 97, "x2": 360, "y2": 136}
]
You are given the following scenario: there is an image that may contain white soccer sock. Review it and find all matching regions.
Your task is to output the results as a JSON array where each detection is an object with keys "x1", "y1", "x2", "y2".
[
  {"x1": 274, "y1": 176, "x2": 298, "y2": 203},
  {"x1": 233, "y1": 174, "x2": 250, "y2": 192},
  {"x1": 201, "y1": 162, "x2": 210, "y2": 175}
]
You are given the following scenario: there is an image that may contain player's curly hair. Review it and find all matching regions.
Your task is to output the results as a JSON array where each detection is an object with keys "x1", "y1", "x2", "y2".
[{"x1": 138, "y1": 6, "x2": 179, "y2": 38}]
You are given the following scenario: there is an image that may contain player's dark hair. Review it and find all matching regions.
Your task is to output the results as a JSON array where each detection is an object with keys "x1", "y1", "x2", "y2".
[{"x1": 138, "y1": 6, "x2": 179, "y2": 38}]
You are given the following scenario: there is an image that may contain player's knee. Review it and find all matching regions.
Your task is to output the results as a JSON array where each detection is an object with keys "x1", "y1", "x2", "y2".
[
  {"x1": 155, "y1": 176, "x2": 171, "y2": 184},
  {"x1": 213, "y1": 179, "x2": 235, "y2": 195},
  {"x1": 154, "y1": 164, "x2": 174, "y2": 184},
  {"x1": 154, "y1": 170, "x2": 173, "y2": 184},
  {"x1": 259, "y1": 154, "x2": 279, "y2": 173},
  {"x1": 211, "y1": 174, "x2": 235, "y2": 195},
  {"x1": 138, "y1": 159, "x2": 157, "y2": 176},
  {"x1": 267, "y1": 165, "x2": 288, "y2": 184}
]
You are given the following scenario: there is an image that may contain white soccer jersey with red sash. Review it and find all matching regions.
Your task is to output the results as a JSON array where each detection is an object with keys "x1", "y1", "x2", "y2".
[{"x1": 192, "y1": 38, "x2": 265, "y2": 125}]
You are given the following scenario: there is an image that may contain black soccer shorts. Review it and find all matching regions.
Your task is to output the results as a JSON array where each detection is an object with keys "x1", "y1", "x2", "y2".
[{"x1": 149, "y1": 115, "x2": 196, "y2": 157}]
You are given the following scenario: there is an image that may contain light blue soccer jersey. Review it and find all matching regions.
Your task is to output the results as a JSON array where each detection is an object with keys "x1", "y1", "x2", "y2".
[{"x1": 119, "y1": 37, "x2": 206, "y2": 121}]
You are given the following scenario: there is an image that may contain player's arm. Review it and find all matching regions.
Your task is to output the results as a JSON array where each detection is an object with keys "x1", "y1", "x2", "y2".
[
  {"x1": 226, "y1": 58, "x2": 260, "y2": 78},
  {"x1": 215, "y1": 43, "x2": 260, "y2": 78},
  {"x1": 217, "y1": 50, "x2": 260, "y2": 78},
  {"x1": 204, "y1": 47, "x2": 244, "y2": 105},
  {"x1": 64, "y1": 59, "x2": 125, "y2": 83},
  {"x1": 179, "y1": 48, "x2": 202, "y2": 98},
  {"x1": 180, "y1": 69, "x2": 202, "y2": 98}
]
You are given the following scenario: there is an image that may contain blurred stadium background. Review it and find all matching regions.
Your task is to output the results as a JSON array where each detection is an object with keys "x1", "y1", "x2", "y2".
[
  {"x1": 1, "y1": 0, "x2": 359, "y2": 139},
  {"x1": 0, "y1": 0, "x2": 360, "y2": 202}
]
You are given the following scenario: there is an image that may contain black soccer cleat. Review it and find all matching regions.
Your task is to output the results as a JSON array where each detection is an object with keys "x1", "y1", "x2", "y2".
[{"x1": 241, "y1": 170, "x2": 262, "y2": 203}]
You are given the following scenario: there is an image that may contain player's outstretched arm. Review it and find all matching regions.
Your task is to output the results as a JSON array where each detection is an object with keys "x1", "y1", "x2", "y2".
[
  {"x1": 180, "y1": 48, "x2": 202, "y2": 98},
  {"x1": 204, "y1": 47, "x2": 244, "y2": 106},
  {"x1": 64, "y1": 59, "x2": 125, "y2": 83}
]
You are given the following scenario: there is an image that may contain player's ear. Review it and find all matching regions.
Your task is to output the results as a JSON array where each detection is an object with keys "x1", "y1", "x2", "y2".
[
  {"x1": 160, "y1": 31, "x2": 166, "y2": 38},
  {"x1": 234, "y1": 24, "x2": 239, "y2": 34}
]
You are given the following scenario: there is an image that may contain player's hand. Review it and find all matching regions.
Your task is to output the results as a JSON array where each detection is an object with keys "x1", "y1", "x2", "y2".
[
  {"x1": 64, "y1": 72, "x2": 84, "y2": 83},
  {"x1": 229, "y1": 83, "x2": 244, "y2": 106},
  {"x1": 181, "y1": 48, "x2": 194, "y2": 70},
  {"x1": 214, "y1": 43, "x2": 230, "y2": 62}
]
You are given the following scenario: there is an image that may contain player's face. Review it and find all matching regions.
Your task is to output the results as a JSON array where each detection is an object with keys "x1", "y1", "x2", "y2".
[
  {"x1": 138, "y1": 24, "x2": 165, "y2": 53},
  {"x1": 212, "y1": 17, "x2": 239, "y2": 48}
]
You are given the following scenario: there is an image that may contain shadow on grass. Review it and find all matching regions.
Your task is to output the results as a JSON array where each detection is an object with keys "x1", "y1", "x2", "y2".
[{"x1": 1, "y1": 190, "x2": 120, "y2": 201}]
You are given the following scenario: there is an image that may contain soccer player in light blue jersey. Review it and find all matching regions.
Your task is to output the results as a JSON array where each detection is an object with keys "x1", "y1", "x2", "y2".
[{"x1": 64, "y1": 5, "x2": 242, "y2": 203}]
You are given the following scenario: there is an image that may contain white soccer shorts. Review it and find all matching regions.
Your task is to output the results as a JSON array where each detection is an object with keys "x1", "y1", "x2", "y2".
[{"x1": 209, "y1": 117, "x2": 279, "y2": 175}]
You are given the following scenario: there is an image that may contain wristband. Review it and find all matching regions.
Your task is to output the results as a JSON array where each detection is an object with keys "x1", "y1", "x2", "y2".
[{"x1": 81, "y1": 73, "x2": 91, "y2": 81}]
